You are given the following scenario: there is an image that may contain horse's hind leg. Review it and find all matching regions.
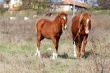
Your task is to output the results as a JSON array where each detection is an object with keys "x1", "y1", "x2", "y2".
[{"x1": 35, "y1": 33, "x2": 44, "y2": 58}]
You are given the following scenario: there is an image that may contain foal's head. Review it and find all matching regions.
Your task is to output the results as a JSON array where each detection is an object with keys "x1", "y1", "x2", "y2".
[
  {"x1": 80, "y1": 13, "x2": 91, "y2": 34},
  {"x1": 56, "y1": 12, "x2": 68, "y2": 29}
]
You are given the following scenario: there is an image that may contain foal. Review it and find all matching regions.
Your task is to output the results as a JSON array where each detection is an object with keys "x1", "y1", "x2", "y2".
[{"x1": 35, "y1": 12, "x2": 67, "y2": 60}]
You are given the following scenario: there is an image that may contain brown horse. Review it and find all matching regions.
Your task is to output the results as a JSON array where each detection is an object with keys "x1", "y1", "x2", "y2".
[
  {"x1": 35, "y1": 12, "x2": 67, "y2": 60},
  {"x1": 71, "y1": 12, "x2": 91, "y2": 58}
]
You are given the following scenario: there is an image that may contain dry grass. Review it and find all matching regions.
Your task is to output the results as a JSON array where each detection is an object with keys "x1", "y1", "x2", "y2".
[{"x1": 0, "y1": 11, "x2": 110, "y2": 73}]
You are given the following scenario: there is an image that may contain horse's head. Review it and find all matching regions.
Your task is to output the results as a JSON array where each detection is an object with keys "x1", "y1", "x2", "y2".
[
  {"x1": 58, "y1": 12, "x2": 67, "y2": 29},
  {"x1": 80, "y1": 13, "x2": 91, "y2": 34}
]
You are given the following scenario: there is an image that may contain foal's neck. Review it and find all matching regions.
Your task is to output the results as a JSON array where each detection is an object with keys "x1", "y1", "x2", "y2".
[{"x1": 54, "y1": 16, "x2": 62, "y2": 27}]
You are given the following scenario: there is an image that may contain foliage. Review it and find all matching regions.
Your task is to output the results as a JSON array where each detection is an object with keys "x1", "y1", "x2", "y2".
[
  {"x1": 0, "y1": 8, "x2": 7, "y2": 14},
  {"x1": 31, "y1": 0, "x2": 49, "y2": 14},
  {"x1": 21, "y1": 0, "x2": 49, "y2": 14},
  {"x1": 97, "y1": 0, "x2": 110, "y2": 9}
]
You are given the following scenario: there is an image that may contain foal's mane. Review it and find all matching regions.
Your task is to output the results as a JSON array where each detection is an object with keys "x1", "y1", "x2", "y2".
[
  {"x1": 54, "y1": 12, "x2": 67, "y2": 22},
  {"x1": 54, "y1": 14, "x2": 61, "y2": 22}
]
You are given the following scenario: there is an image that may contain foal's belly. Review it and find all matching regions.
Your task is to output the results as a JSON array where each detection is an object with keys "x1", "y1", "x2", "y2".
[
  {"x1": 41, "y1": 30, "x2": 62, "y2": 39},
  {"x1": 41, "y1": 30, "x2": 53, "y2": 39}
]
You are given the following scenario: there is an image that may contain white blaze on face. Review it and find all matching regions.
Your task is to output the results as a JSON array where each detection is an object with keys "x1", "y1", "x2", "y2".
[
  {"x1": 85, "y1": 18, "x2": 89, "y2": 34},
  {"x1": 63, "y1": 16, "x2": 67, "y2": 29}
]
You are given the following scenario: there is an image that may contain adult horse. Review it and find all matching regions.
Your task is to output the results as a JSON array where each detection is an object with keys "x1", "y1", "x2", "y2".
[
  {"x1": 35, "y1": 12, "x2": 67, "y2": 60},
  {"x1": 71, "y1": 12, "x2": 91, "y2": 58}
]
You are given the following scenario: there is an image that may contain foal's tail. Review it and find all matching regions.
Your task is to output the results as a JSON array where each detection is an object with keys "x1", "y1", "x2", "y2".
[{"x1": 35, "y1": 21, "x2": 38, "y2": 33}]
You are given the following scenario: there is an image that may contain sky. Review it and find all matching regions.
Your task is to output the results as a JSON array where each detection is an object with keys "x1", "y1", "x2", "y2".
[
  {"x1": 0, "y1": 0, "x2": 4, "y2": 3},
  {"x1": 49, "y1": 0, "x2": 85, "y2": 3}
]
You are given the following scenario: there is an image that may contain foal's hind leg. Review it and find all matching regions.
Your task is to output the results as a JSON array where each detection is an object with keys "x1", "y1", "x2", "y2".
[
  {"x1": 35, "y1": 33, "x2": 45, "y2": 65},
  {"x1": 35, "y1": 33, "x2": 44, "y2": 58}
]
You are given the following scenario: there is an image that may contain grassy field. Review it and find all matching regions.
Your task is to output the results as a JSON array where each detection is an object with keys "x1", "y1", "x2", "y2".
[{"x1": 0, "y1": 11, "x2": 110, "y2": 73}]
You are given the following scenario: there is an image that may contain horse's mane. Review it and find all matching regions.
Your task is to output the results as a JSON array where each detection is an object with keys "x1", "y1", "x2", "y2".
[{"x1": 79, "y1": 12, "x2": 91, "y2": 24}]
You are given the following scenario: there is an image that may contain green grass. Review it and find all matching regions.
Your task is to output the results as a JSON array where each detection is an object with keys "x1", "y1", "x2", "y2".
[
  {"x1": 0, "y1": 42, "x2": 35, "y2": 54},
  {"x1": 0, "y1": 40, "x2": 110, "y2": 73},
  {"x1": 0, "y1": 41, "x2": 54, "y2": 55}
]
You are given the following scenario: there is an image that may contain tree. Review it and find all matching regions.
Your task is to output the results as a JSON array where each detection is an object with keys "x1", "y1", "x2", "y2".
[
  {"x1": 97, "y1": 0, "x2": 110, "y2": 9},
  {"x1": 21, "y1": 0, "x2": 48, "y2": 10}
]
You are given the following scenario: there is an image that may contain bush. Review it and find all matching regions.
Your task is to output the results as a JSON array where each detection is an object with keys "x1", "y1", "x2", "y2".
[{"x1": 0, "y1": 8, "x2": 7, "y2": 14}]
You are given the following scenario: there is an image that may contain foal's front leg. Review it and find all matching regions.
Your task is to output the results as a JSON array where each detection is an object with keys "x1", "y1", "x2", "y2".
[{"x1": 50, "y1": 37, "x2": 58, "y2": 60}]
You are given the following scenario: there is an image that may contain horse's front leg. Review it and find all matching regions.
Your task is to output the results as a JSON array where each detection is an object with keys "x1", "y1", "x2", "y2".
[
  {"x1": 50, "y1": 37, "x2": 58, "y2": 60},
  {"x1": 75, "y1": 42, "x2": 81, "y2": 58},
  {"x1": 73, "y1": 35, "x2": 82, "y2": 58},
  {"x1": 72, "y1": 34, "x2": 80, "y2": 58},
  {"x1": 81, "y1": 36, "x2": 87, "y2": 57}
]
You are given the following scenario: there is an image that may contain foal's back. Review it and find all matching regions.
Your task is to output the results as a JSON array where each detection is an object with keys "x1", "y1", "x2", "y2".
[{"x1": 36, "y1": 19, "x2": 55, "y2": 38}]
